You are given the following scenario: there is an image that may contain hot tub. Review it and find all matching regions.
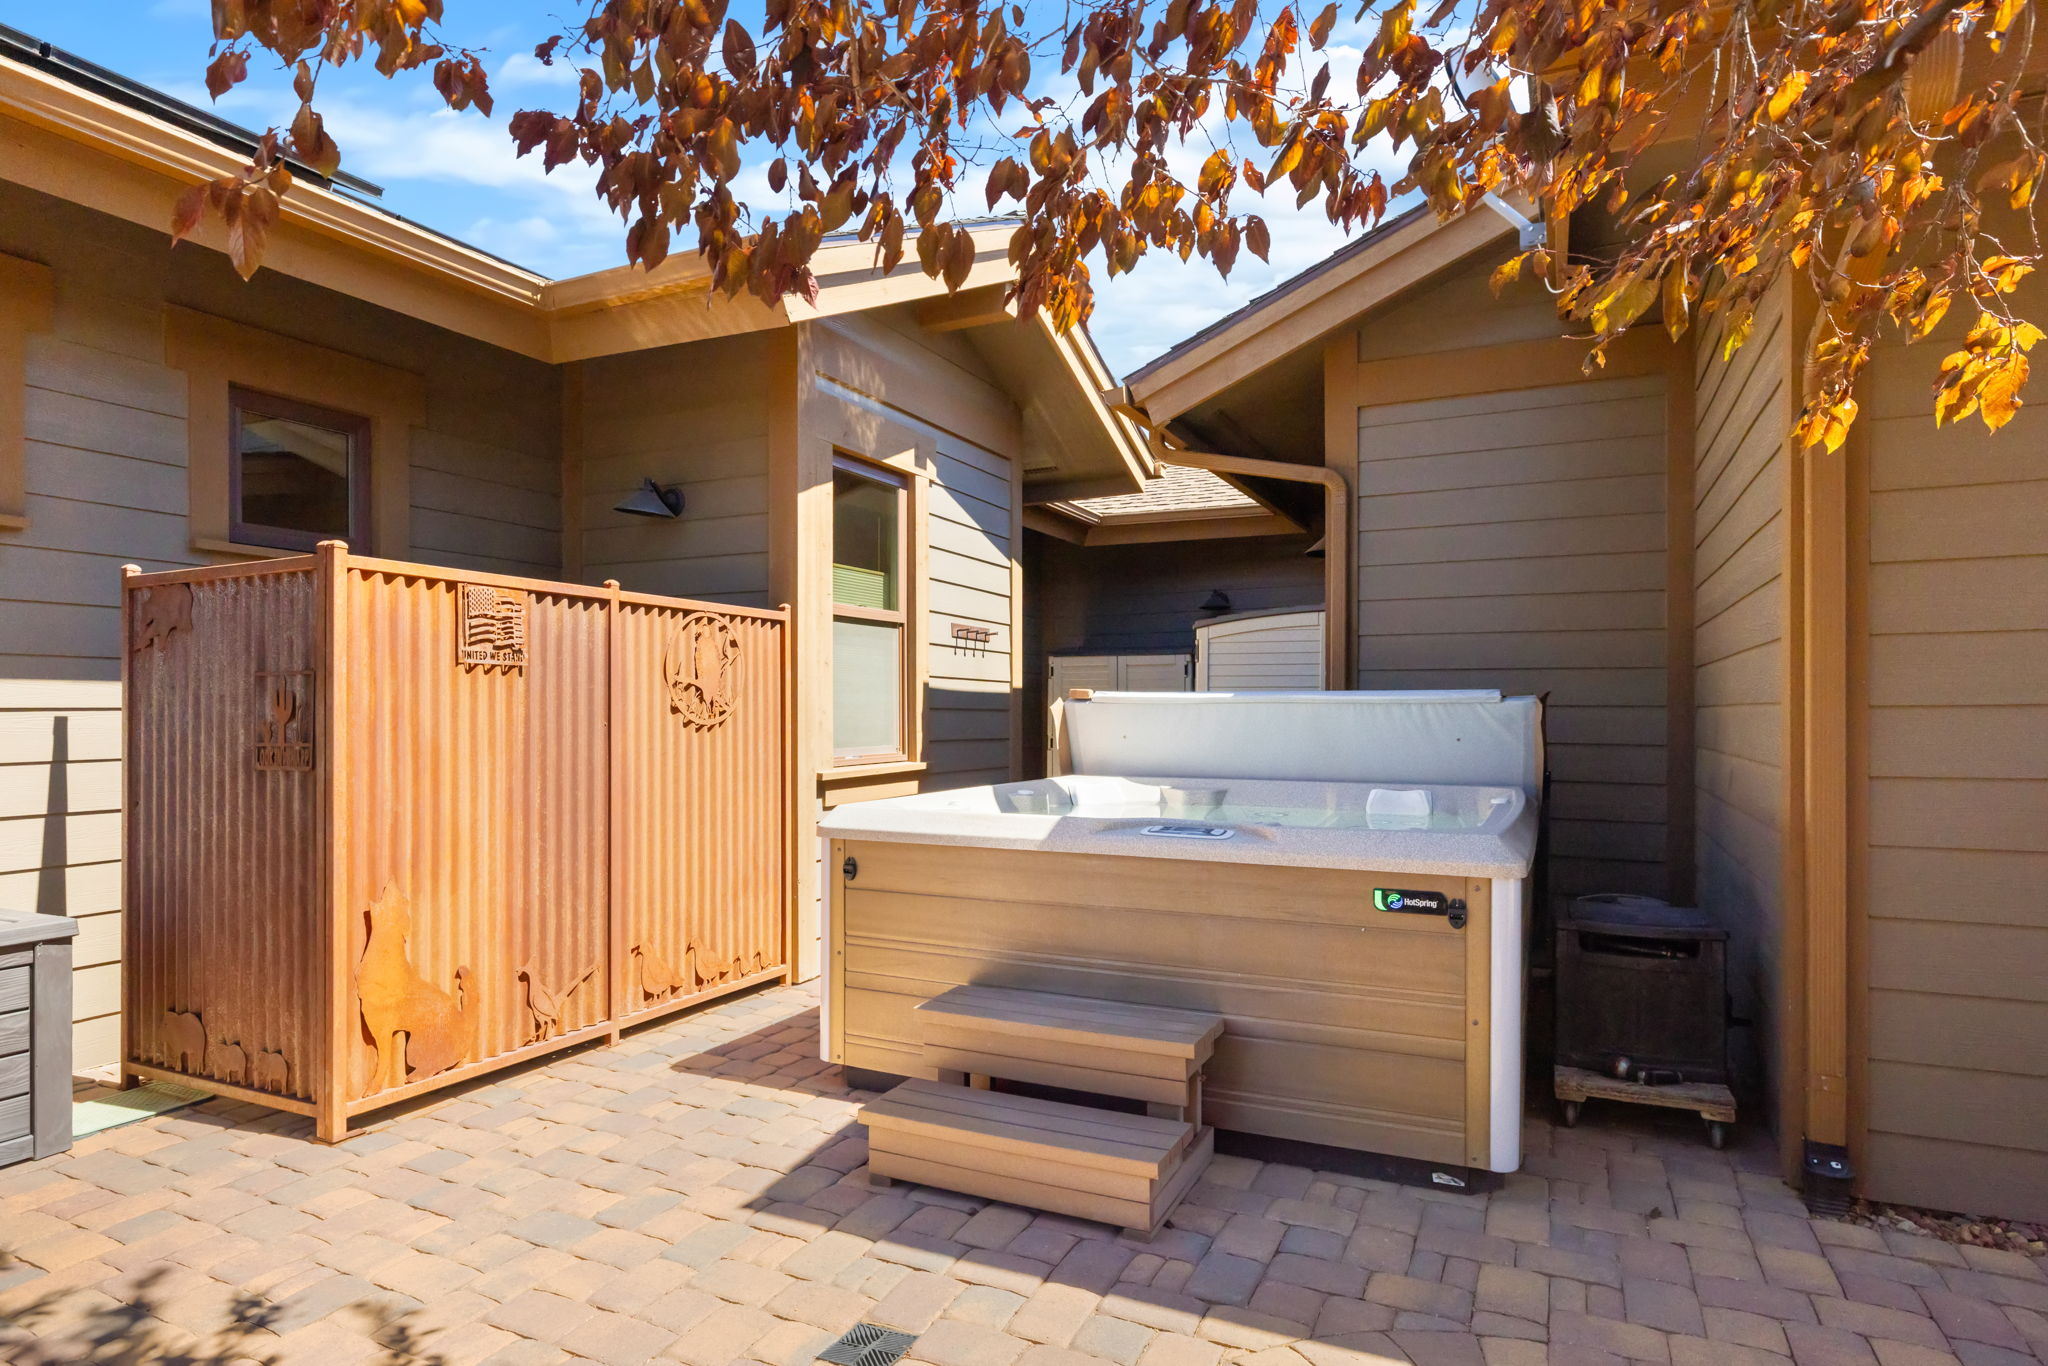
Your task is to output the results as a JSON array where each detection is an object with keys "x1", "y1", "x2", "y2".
[{"x1": 819, "y1": 690, "x2": 1543, "y2": 1177}]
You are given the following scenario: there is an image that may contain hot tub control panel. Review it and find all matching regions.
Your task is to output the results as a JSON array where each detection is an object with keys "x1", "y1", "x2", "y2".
[{"x1": 1140, "y1": 822, "x2": 1235, "y2": 840}]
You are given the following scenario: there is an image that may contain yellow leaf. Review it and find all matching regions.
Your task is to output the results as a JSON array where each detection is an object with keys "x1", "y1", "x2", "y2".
[
  {"x1": 1767, "y1": 70, "x2": 1809, "y2": 121},
  {"x1": 1983, "y1": 255, "x2": 2037, "y2": 293},
  {"x1": 1589, "y1": 274, "x2": 1657, "y2": 335},
  {"x1": 1908, "y1": 293, "x2": 1951, "y2": 341},
  {"x1": 1722, "y1": 308, "x2": 1755, "y2": 360},
  {"x1": 1662, "y1": 267, "x2": 1690, "y2": 340},
  {"x1": 1981, "y1": 354, "x2": 2029, "y2": 431},
  {"x1": 1489, "y1": 252, "x2": 1527, "y2": 296},
  {"x1": 1820, "y1": 397, "x2": 1857, "y2": 452},
  {"x1": 1796, "y1": 401, "x2": 1855, "y2": 453}
]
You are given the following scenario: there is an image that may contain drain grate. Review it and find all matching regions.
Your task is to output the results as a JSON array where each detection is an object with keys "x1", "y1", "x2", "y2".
[{"x1": 817, "y1": 1323, "x2": 918, "y2": 1366}]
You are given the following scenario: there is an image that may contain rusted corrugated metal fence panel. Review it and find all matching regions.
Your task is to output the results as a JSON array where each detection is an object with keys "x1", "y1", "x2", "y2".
[
  {"x1": 123, "y1": 561, "x2": 323, "y2": 1110},
  {"x1": 613, "y1": 595, "x2": 789, "y2": 1027},
  {"x1": 333, "y1": 567, "x2": 614, "y2": 1104},
  {"x1": 122, "y1": 547, "x2": 788, "y2": 1140}
]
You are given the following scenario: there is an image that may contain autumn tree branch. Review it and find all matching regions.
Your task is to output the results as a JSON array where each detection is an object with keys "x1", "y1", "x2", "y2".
[{"x1": 178, "y1": 0, "x2": 2048, "y2": 439}]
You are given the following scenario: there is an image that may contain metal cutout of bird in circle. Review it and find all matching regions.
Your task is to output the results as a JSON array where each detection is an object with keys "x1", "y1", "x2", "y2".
[{"x1": 663, "y1": 612, "x2": 742, "y2": 727}]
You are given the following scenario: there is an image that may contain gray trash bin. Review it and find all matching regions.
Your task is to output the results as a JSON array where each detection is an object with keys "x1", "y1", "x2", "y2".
[{"x1": 1, "y1": 909, "x2": 79, "y2": 1166}]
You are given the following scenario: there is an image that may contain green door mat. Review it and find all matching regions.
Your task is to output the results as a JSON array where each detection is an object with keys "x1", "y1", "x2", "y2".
[{"x1": 71, "y1": 1082, "x2": 209, "y2": 1138}]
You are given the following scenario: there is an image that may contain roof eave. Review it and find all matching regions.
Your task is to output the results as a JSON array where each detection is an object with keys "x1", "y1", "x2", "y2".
[
  {"x1": 1040, "y1": 312, "x2": 1157, "y2": 490},
  {"x1": 0, "y1": 53, "x2": 558, "y2": 356},
  {"x1": 1126, "y1": 200, "x2": 1526, "y2": 424}
]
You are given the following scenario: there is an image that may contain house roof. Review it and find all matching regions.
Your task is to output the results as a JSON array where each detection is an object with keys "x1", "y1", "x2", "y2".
[
  {"x1": 1052, "y1": 464, "x2": 1259, "y2": 523},
  {"x1": 1028, "y1": 459, "x2": 1305, "y2": 547},
  {"x1": 0, "y1": 22, "x2": 390, "y2": 202},
  {"x1": 1124, "y1": 197, "x2": 1536, "y2": 425}
]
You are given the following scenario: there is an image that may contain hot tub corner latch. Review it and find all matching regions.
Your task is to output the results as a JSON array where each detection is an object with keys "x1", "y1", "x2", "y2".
[
  {"x1": 842, "y1": 855, "x2": 858, "y2": 882},
  {"x1": 1448, "y1": 900, "x2": 1467, "y2": 930}
]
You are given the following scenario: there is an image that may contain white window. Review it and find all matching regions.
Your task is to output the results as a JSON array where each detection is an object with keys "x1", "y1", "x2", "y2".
[{"x1": 831, "y1": 456, "x2": 912, "y2": 763}]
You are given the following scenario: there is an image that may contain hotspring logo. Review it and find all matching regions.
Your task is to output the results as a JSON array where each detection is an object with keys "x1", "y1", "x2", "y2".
[{"x1": 1374, "y1": 888, "x2": 1446, "y2": 913}]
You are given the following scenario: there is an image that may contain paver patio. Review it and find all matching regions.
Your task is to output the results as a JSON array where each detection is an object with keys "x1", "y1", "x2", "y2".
[{"x1": 2, "y1": 982, "x2": 2043, "y2": 1366}]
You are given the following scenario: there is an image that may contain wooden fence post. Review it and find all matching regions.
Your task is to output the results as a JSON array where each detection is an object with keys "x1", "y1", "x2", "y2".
[
  {"x1": 604, "y1": 580, "x2": 625, "y2": 1046},
  {"x1": 118, "y1": 564, "x2": 139, "y2": 1092},
  {"x1": 781, "y1": 603, "x2": 799, "y2": 984},
  {"x1": 316, "y1": 539, "x2": 351, "y2": 1143}
]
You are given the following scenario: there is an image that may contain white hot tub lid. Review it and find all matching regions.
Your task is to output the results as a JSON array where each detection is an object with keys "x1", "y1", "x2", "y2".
[{"x1": 1061, "y1": 690, "x2": 1544, "y2": 799}]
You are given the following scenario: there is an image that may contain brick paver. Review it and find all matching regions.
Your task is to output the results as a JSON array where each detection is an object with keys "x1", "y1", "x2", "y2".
[{"x1": 1, "y1": 982, "x2": 2041, "y2": 1364}]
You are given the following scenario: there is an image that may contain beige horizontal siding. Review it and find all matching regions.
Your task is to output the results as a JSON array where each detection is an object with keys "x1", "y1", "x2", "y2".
[
  {"x1": 573, "y1": 331, "x2": 777, "y2": 608},
  {"x1": 0, "y1": 679, "x2": 122, "y2": 1069},
  {"x1": 1355, "y1": 256, "x2": 1571, "y2": 361},
  {"x1": 796, "y1": 311, "x2": 1024, "y2": 794},
  {"x1": 1690, "y1": 287, "x2": 1788, "y2": 1077},
  {"x1": 1859, "y1": 313, "x2": 2048, "y2": 1219},
  {"x1": 1354, "y1": 372, "x2": 1670, "y2": 899}
]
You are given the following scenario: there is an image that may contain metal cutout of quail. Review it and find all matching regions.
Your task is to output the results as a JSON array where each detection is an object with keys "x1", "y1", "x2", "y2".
[{"x1": 662, "y1": 611, "x2": 741, "y2": 727}]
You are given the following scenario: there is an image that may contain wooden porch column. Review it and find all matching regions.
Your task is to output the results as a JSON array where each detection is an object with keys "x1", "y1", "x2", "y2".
[{"x1": 1799, "y1": 430, "x2": 1853, "y2": 1154}]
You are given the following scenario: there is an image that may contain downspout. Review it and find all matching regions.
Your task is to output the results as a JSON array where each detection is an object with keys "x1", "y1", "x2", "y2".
[{"x1": 1110, "y1": 403, "x2": 1352, "y2": 691}]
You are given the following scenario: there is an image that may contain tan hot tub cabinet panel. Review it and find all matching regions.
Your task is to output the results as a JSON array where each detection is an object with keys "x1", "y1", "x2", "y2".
[
  {"x1": 121, "y1": 545, "x2": 791, "y2": 1142},
  {"x1": 829, "y1": 838, "x2": 1502, "y2": 1171}
]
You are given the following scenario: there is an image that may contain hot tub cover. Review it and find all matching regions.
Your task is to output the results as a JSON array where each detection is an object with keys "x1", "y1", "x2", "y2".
[{"x1": 1060, "y1": 690, "x2": 1545, "y2": 799}]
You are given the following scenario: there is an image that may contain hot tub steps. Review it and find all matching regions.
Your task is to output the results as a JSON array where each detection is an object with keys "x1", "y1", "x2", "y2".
[
  {"x1": 860, "y1": 1078, "x2": 1214, "y2": 1238},
  {"x1": 914, "y1": 985, "x2": 1223, "y2": 1118},
  {"x1": 857, "y1": 986, "x2": 1224, "y2": 1237}
]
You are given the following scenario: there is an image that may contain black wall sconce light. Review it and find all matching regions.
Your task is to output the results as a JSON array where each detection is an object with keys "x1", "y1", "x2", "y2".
[
  {"x1": 1199, "y1": 589, "x2": 1232, "y2": 615},
  {"x1": 615, "y1": 478, "x2": 684, "y2": 519}
]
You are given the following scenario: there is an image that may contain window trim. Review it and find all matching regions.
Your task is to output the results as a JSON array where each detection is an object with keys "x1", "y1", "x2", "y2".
[
  {"x1": 0, "y1": 253, "x2": 53, "y2": 532},
  {"x1": 830, "y1": 452, "x2": 916, "y2": 767},
  {"x1": 166, "y1": 307, "x2": 424, "y2": 561},
  {"x1": 227, "y1": 385, "x2": 373, "y2": 553}
]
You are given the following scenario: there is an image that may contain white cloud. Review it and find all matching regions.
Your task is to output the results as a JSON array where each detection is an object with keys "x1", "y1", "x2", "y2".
[
  {"x1": 492, "y1": 52, "x2": 580, "y2": 93},
  {"x1": 179, "y1": 70, "x2": 629, "y2": 276}
]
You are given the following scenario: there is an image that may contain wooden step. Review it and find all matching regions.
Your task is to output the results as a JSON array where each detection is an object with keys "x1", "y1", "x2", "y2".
[
  {"x1": 860, "y1": 1078, "x2": 1214, "y2": 1238},
  {"x1": 914, "y1": 986, "x2": 1223, "y2": 1108}
]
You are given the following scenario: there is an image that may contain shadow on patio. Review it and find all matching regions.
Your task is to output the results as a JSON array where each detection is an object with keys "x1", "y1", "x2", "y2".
[{"x1": 3, "y1": 982, "x2": 2042, "y2": 1366}]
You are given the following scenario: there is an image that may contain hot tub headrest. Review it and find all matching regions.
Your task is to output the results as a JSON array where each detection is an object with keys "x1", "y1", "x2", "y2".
[{"x1": 1061, "y1": 690, "x2": 1544, "y2": 799}]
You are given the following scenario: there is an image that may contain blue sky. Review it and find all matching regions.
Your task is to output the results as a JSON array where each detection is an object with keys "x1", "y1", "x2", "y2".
[{"x1": 3, "y1": 2, "x2": 1372, "y2": 376}]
